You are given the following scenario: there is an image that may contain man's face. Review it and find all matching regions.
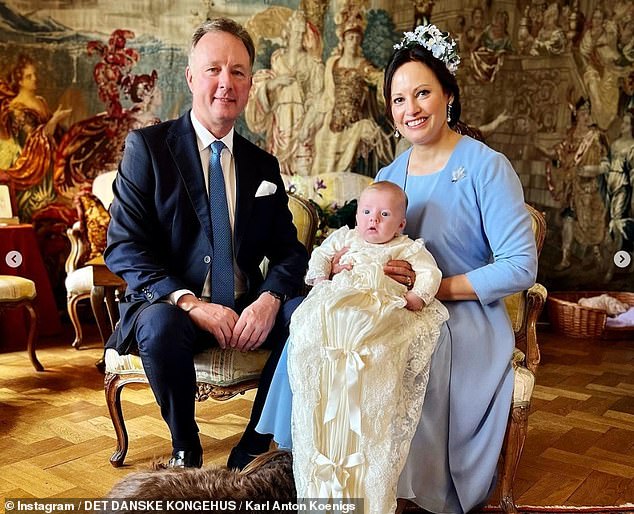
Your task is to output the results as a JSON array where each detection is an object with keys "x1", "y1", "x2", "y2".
[{"x1": 185, "y1": 30, "x2": 252, "y2": 138}]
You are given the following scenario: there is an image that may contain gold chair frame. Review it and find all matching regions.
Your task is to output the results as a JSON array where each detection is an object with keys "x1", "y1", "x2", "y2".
[{"x1": 499, "y1": 203, "x2": 547, "y2": 513}]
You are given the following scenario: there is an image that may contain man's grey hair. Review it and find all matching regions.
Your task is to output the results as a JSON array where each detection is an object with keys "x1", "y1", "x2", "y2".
[{"x1": 189, "y1": 18, "x2": 256, "y2": 67}]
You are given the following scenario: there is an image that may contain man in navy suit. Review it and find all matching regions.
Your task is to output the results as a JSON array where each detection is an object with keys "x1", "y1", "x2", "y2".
[{"x1": 105, "y1": 18, "x2": 308, "y2": 469}]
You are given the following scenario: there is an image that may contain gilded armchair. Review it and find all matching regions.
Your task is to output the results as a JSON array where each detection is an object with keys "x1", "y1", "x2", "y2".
[
  {"x1": 498, "y1": 203, "x2": 547, "y2": 513},
  {"x1": 65, "y1": 171, "x2": 116, "y2": 348}
]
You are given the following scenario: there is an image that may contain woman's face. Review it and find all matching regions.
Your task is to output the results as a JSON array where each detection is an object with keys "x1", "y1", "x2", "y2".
[
  {"x1": 495, "y1": 11, "x2": 508, "y2": 29},
  {"x1": 342, "y1": 31, "x2": 362, "y2": 54},
  {"x1": 20, "y1": 64, "x2": 37, "y2": 93},
  {"x1": 472, "y1": 9, "x2": 484, "y2": 28},
  {"x1": 576, "y1": 105, "x2": 591, "y2": 128},
  {"x1": 390, "y1": 60, "x2": 451, "y2": 147},
  {"x1": 591, "y1": 9, "x2": 604, "y2": 28},
  {"x1": 288, "y1": 20, "x2": 305, "y2": 49}
]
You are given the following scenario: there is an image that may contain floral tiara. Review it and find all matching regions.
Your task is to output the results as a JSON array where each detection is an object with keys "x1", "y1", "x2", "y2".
[{"x1": 393, "y1": 24, "x2": 460, "y2": 75}]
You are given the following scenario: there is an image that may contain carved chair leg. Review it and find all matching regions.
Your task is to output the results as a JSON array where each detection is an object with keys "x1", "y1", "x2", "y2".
[
  {"x1": 67, "y1": 294, "x2": 86, "y2": 349},
  {"x1": 24, "y1": 302, "x2": 43, "y2": 372},
  {"x1": 500, "y1": 405, "x2": 529, "y2": 514},
  {"x1": 105, "y1": 372, "x2": 129, "y2": 467}
]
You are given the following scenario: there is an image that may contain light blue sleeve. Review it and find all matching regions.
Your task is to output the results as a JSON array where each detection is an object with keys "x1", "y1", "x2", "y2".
[{"x1": 465, "y1": 152, "x2": 538, "y2": 305}]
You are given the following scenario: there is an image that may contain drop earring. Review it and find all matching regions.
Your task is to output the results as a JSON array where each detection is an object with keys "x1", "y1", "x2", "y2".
[
  {"x1": 394, "y1": 129, "x2": 400, "y2": 138},
  {"x1": 447, "y1": 103, "x2": 453, "y2": 124}
]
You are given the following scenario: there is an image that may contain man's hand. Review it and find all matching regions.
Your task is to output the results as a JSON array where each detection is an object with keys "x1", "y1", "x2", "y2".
[
  {"x1": 177, "y1": 295, "x2": 238, "y2": 349},
  {"x1": 384, "y1": 259, "x2": 414, "y2": 289},
  {"x1": 230, "y1": 292, "x2": 281, "y2": 352}
]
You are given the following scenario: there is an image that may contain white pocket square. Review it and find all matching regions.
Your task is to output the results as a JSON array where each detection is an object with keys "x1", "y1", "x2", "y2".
[{"x1": 255, "y1": 180, "x2": 277, "y2": 197}]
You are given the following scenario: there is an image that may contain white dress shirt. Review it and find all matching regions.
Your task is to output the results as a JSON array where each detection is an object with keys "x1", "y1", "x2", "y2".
[{"x1": 168, "y1": 111, "x2": 246, "y2": 307}]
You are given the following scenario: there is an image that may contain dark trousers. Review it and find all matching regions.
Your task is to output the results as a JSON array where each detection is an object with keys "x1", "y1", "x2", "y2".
[{"x1": 135, "y1": 297, "x2": 302, "y2": 453}]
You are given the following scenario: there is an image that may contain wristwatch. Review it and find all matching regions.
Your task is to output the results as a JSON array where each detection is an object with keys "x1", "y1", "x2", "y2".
[{"x1": 262, "y1": 290, "x2": 285, "y2": 302}]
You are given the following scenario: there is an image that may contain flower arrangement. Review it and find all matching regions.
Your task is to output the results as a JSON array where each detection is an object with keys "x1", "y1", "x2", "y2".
[
  {"x1": 286, "y1": 180, "x2": 358, "y2": 246},
  {"x1": 309, "y1": 199, "x2": 358, "y2": 246},
  {"x1": 393, "y1": 24, "x2": 460, "y2": 75}
]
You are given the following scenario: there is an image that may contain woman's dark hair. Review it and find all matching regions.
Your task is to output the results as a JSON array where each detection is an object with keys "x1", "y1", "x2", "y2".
[{"x1": 383, "y1": 45, "x2": 462, "y2": 129}]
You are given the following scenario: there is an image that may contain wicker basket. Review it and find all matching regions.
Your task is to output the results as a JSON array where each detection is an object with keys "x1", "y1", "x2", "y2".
[{"x1": 547, "y1": 291, "x2": 634, "y2": 339}]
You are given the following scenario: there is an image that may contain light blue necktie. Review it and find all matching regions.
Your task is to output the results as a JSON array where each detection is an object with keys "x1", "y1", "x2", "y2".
[{"x1": 209, "y1": 140, "x2": 234, "y2": 307}]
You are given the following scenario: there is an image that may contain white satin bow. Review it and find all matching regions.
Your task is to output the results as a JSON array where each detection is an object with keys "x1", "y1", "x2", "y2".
[
  {"x1": 308, "y1": 451, "x2": 364, "y2": 499},
  {"x1": 322, "y1": 346, "x2": 369, "y2": 435}
]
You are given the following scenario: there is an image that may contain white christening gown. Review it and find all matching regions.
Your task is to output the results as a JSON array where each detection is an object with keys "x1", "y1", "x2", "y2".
[{"x1": 288, "y1": 227, "x2": 448, "y2": 514}]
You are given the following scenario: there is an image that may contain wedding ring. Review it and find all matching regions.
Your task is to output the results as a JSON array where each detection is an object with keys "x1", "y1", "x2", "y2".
[{"x1": 406, "y1": 276, "x2": 412, "y2": 288}]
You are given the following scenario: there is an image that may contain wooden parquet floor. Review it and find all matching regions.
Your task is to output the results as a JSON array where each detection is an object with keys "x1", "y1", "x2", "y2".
[{"x1": 0, "y1": 322, "x2": 633, "y2": 509}]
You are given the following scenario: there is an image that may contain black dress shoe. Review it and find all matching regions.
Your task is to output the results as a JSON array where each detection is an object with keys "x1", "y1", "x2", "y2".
[
  {"x1": 227, "y1": 445, "x2": 258, "y2": 471},
  {"x1": 168, "y1": 450, "x2": 203, "y2": 468}
]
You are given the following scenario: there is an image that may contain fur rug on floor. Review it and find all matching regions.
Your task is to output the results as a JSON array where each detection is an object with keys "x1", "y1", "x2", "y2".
[{"x1": 104, "y1": 450, "x2": 295, "y2": 513}]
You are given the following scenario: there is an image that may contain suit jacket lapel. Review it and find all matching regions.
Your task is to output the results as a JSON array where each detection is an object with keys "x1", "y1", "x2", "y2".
[
  {"x1": 167, "y1": 113, "x2": 213, "y2": 244},
  {"x1": 233, "y1": 133, "x2": 259, "y2": 256}
]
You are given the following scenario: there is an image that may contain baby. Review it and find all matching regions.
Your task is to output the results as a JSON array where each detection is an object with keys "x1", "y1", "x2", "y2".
[
  {"x1": 306, "y1": 180, "x2": 439, "y2": 310},
  {"x1": 287, "y1": 181, "x2": 449, "y2": 513}
]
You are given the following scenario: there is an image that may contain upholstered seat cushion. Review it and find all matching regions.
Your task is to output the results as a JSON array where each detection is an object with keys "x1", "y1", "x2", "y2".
[
  {"x1": 105, "y1": 347, "x2": 271, "y2": 387},
  {"x1": 504, "y1": 292, "x2": 526, "y2": 332},
  {"x1": 512, "y1": 348, "x2": 535, "y2": 408},
  {"x1": 65, "y1": 266, "x2": 94, "y2": 296},
  {"x1": 0, "y1": 275, "x2": 36, "y2": 302}
]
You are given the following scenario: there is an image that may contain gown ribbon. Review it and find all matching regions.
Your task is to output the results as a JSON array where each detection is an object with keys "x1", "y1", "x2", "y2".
[
  {"x1": 308, "y1": 451, "x2": 365, "y2": 499},
  {"x1": 322, "y1": 346, "x2": 369, "y2": 435}
]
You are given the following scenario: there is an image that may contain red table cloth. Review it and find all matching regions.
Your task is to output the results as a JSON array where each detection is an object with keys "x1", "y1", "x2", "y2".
[{"x1": 0, "y1": 224, "x2": 62, "y2": 347}]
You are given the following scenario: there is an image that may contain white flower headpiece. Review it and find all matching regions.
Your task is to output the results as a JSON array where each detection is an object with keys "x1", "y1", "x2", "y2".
[{"x1": 394, "y1": 24, "x2": 460, "y2": 75}]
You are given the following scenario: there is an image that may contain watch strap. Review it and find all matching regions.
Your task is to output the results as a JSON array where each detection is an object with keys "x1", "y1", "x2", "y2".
[{"x1": 262, "y1": 290, "x2": 285, "y2": 302}]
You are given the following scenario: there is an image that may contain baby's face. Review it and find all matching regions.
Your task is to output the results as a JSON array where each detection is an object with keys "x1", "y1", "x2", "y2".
[{"x1": 356, "y1": 189, "x2": 406, "y2": 244}]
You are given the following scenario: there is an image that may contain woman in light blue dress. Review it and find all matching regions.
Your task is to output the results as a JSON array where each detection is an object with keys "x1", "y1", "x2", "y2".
[{"x1": 257, "y1": 24, "x2": 537, "y2": 514}]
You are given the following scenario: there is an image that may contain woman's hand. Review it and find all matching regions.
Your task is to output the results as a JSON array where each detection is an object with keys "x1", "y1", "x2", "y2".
[
  {"x1": 268, "y1": 75, "x2": 295, "y2": 91},
  {"x1": 330, "y1": 246, "x2": 352, "y2": 278},
  {"x1": 44, "y1": 105, "x2": 72, "y2": 136},
  {"x1": 384, "y1": 259, "x2": 414, "y2": 290}
]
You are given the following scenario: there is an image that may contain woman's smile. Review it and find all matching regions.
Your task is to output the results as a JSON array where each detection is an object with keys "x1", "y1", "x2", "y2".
[{"x1": 405, "y1": 116, "x2": 428, "y2": 128}]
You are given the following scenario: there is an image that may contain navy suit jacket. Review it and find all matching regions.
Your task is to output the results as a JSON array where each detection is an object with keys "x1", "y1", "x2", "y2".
[{"x1": 105, "y1": 112, "x2": 309, "y2": 353}]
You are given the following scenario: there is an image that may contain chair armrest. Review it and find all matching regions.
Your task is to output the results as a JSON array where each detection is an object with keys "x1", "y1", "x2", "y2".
[
  {"x1": 65, "y1": 221, "x2": 88, "y2": 274},
  {"x1": 520, "y1": 283, "x2": 547, "y2": 375}
]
